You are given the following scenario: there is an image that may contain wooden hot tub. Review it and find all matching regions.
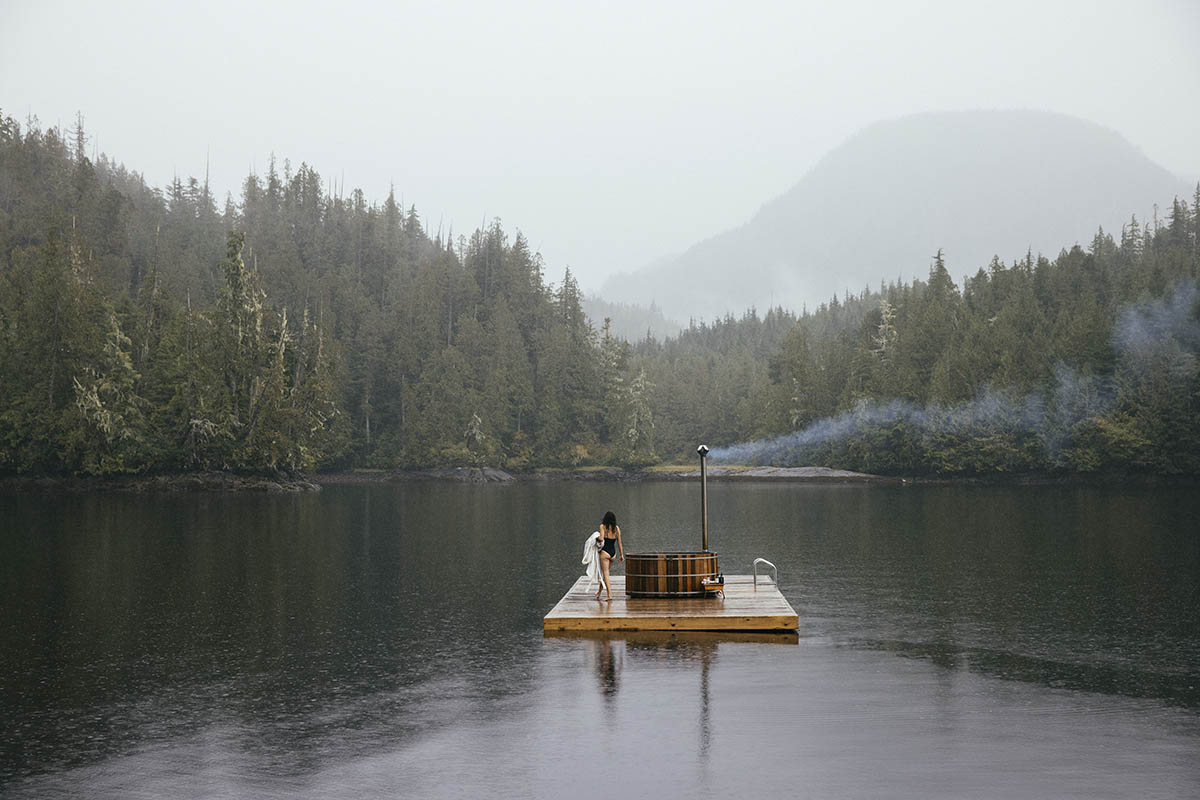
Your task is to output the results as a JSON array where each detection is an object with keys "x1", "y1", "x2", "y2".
[{"x1": 625, "y1": 552, "x2": 719, "y2": 597}]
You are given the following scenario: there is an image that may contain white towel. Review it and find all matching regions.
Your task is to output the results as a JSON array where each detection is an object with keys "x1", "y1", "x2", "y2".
[{"x1": 581, "y1": 531, "x2": 607, "y2": 594}]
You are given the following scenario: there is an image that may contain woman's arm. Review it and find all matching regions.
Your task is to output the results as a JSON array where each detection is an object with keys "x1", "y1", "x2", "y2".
[{"x1": 616, "y1": 525, "x2": 624, "y2": 562}]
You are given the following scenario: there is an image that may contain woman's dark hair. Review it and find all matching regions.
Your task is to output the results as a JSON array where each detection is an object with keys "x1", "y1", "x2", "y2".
[{"x1": 602, "y1": 511, "x2": 617, "y2": 530}]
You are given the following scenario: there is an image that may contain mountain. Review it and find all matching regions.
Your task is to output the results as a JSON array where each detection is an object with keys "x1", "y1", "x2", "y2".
[{"x1": 601, "y1": 110, "x2": 1193, "y2": 320}]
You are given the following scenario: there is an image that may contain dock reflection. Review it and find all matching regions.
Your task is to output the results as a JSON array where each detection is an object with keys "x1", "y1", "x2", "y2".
[
  {"x1": 548, "y1": 629, "x2": 797, "y2": 768},
  {"x1": 593, "y1": 637, "x2": 622, "y2": 700},
  {"x1": 563, "y1": 630, "x2": 800, "y2": 700}
]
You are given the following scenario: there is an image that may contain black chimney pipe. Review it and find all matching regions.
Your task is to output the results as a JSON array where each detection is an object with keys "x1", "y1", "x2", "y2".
[{"x1": 697, "y1": 444, "x2": 710, "y2": 551}]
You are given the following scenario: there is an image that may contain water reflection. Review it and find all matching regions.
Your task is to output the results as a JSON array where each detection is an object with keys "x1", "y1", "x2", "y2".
[
  {"x1": 1, "y1": 482, "x2": 1197, "y2": 798},
  {"x1": 549, "y1": 630, "x2": 798, "y2": 770},
  {"x1": 567, "y1": 631, "x2": 801, "y2": 685},
  {"x1": 591, "y1": 638, "x2": 621, "y2": 700}
]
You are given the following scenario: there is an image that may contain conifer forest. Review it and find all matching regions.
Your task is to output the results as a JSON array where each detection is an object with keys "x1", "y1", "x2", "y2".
[{"x1": 2, "y1": 113, "x2": 1198, "y2": 477}]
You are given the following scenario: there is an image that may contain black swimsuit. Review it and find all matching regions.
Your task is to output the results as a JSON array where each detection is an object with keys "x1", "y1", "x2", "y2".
[{"x1": 601, "y1": 537, "x2": 617, "y2": 557}]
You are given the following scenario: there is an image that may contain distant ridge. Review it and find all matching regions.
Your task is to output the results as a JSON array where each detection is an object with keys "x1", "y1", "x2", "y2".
[{"x1": 602, "y1": 110, "x2": 1193, "y2": 320}]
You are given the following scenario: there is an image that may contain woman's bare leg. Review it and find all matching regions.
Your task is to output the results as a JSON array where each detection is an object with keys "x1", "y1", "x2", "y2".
[{"x1": 600, "y1": 552, "x2": 613, "y2": 600}]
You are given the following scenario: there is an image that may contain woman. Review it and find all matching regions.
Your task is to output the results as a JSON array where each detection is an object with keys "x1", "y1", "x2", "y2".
[{"x1": 596, "y1": 510, "x2": 624, "y2": 601}]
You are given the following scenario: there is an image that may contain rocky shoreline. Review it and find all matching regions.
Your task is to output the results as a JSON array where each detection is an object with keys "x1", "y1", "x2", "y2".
[
  {"x1": 652, "y1": 465, "x2": 895, "y2": 482},
  {"x1": 6, "y1": 465, "x2": 1181, "y2": 493},
  {"x1": 315, "y1": 467, "x2": 519, "y2": 484},
  {"x1": 0, "y1": 465, "x2": 895, "y2": 493},
  {"x1": 313, "y1": 465, "x2": 894, "y2": 484},
  {"x1": 0, "y1": 471, "x2": 323, "y2": 494}
]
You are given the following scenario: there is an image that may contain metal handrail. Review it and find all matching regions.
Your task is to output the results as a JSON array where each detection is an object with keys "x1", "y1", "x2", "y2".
[{"x1": 753, "y1": 558, "x2": 778, "y2": 588}]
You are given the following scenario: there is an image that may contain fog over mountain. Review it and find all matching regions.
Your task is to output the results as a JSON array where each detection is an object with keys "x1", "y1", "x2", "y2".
[{"x1": 601, "y1": 110, "x2": 1193, "y2": 322}]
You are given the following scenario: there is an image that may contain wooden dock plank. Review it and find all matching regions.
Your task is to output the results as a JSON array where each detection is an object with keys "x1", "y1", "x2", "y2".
[
  {"x1": 543, "y1": 629, "x2": 799, "y2": 645},
  {"x1": 543, "y1": 575, "x2": 799, "y2": 632}
]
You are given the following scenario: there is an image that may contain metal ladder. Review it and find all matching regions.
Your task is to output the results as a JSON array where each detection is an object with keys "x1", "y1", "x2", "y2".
[{"x1": 752, "y1": 557, "x2": 778, "y2": 589}]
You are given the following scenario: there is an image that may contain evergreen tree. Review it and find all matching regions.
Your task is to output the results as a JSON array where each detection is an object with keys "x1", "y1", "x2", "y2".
[{"x1": 2, "y1": 112, "x2": 1198, "y2": 478}]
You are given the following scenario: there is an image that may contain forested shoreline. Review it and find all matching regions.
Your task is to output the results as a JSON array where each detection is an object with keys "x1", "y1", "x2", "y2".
[{"x1": 2, "y1": 113, "x2": 1198, "y2": 477}]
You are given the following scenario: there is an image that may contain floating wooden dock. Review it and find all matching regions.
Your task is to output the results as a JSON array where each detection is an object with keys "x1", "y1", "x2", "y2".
[
  {"x1": 544, "y1": 628, "x2": 799, "y2": 645},
  {"x1": 543, "y1": 575, "x2": 799, "y2": 633}
]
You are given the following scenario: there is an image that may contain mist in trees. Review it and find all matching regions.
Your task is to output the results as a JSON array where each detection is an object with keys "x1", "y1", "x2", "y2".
[
  {"x1": 2, "y1": 111, "x2": 1198, "y2": 477},
  {"x1": 709, "y1": 242, "x2": 1200, "y2": 475},
  {"x1": 0, "y1": 113, "x2": 652, "y2": 473}
]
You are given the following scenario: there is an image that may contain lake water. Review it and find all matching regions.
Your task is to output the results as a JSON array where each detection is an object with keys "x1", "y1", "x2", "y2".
[{"x1": 2, "y1": 482, "x2": 1198, "y2": 798}]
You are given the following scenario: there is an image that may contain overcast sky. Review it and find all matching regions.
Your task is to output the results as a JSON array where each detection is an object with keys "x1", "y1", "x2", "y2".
[{"x1": 3, "y1": 0, "x2": 1198, "y2": 292}]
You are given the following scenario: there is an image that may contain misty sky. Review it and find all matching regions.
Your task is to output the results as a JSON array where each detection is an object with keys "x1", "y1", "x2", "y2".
[{"x1": 3, "y1": 0, "x2": 1198, "y2": 293}]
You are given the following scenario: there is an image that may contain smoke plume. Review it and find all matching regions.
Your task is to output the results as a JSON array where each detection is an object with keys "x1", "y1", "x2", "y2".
[{"x1": 710, "y1": 280, "x2": 1199, "y2": 468}]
